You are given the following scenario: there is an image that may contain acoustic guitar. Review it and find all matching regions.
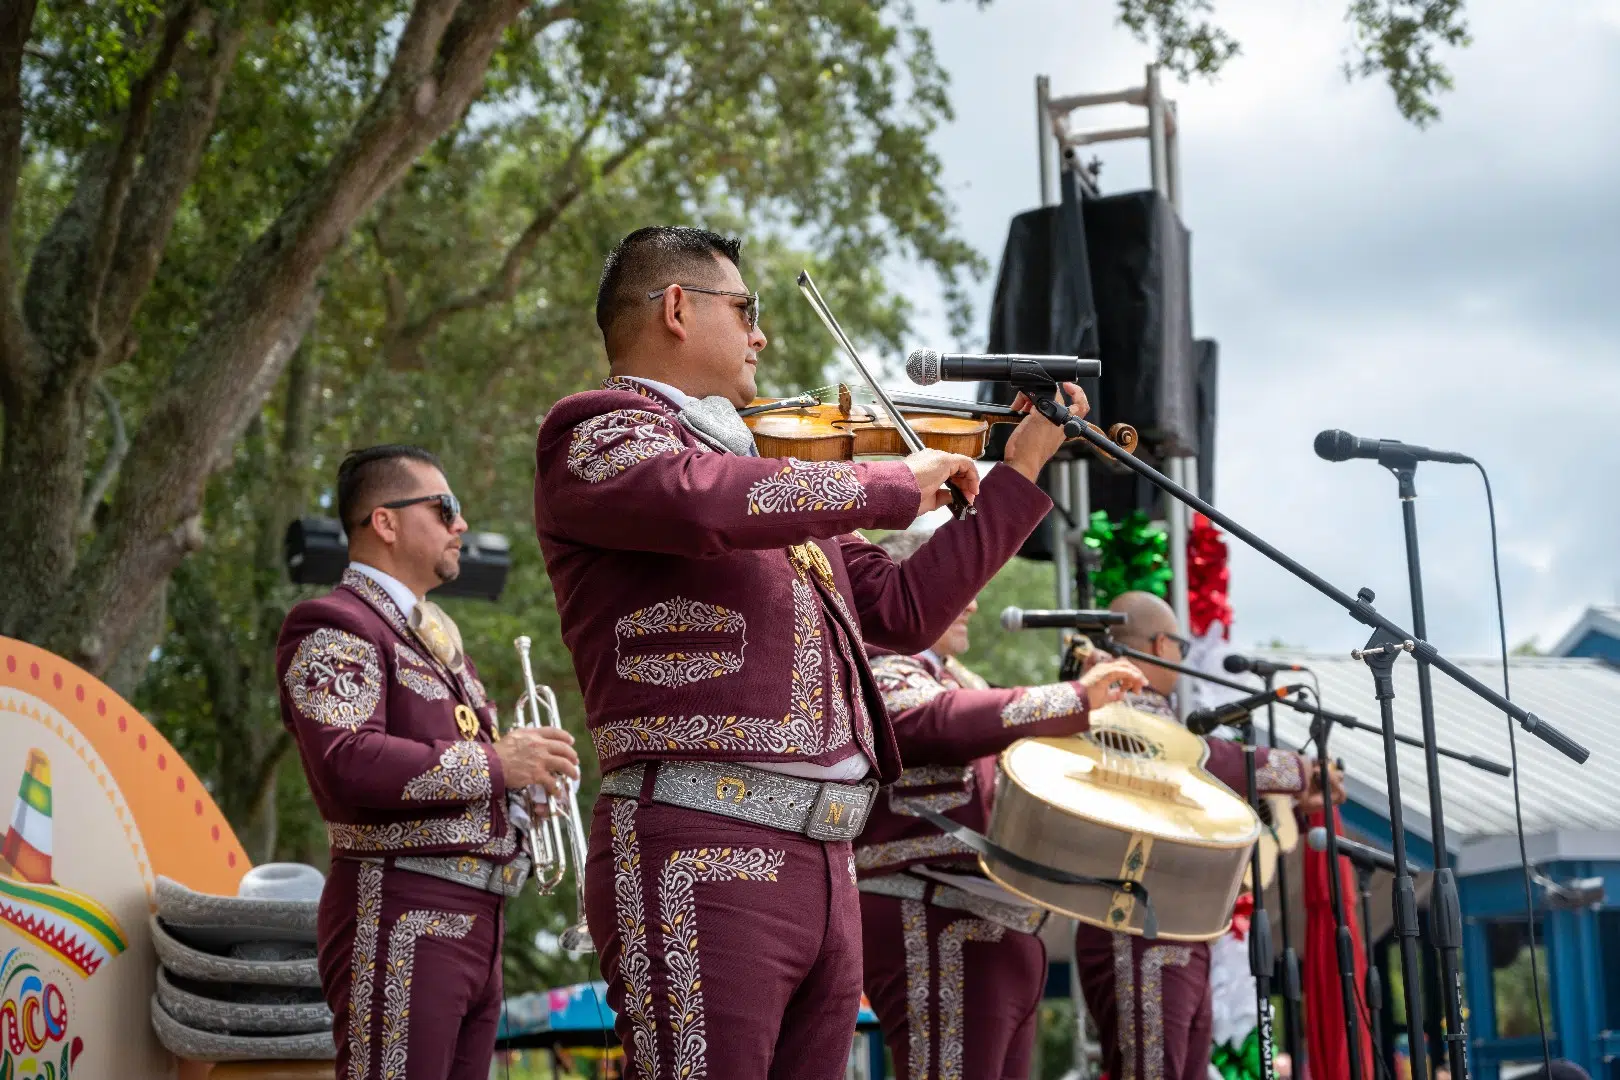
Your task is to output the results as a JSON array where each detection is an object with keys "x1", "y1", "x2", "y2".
[{"x1": 979, "y1": 701, "x2": 1261, "y2": 941}]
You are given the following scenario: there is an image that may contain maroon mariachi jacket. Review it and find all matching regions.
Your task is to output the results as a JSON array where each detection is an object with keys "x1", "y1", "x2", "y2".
[
  {"x1": 853, "y1": 650, "x2": 1093, "y2": 878},
  {"x1": 276, "y1": 569, "x2": 517, "y2": 863},
  {"x1": 532, "y1": 377, "x2": 1054, "y2": 783}
]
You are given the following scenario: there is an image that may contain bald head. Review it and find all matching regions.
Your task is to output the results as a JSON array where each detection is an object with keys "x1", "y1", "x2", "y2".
[{"x1": 1108, "y1": 591, "x2": 1183, "y2": 696}]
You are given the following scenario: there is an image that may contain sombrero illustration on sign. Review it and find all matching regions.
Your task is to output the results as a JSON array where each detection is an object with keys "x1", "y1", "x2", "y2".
[{"x1": 1, "y1": 636, "x2": 251, "y2": 1079}]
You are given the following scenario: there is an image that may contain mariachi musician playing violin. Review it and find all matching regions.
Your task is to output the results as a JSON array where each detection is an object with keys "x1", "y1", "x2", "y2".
[{"x1": 532, "y1": 225, "x2": 1095, "y2": 1079}]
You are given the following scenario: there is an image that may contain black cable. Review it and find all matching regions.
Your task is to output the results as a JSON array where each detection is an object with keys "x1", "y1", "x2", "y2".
[{"x1": 1469, "y1": 457, "x2": 1553, "y2": 1077}]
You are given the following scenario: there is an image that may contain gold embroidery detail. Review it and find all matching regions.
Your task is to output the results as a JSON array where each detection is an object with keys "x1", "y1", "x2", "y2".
[
  {"x1": 661, "y1": 847, "x2": 785, "y2": 1078},
  {"x1": 1115, "y1": 933, "x2": 1138, "y2": 1080},
  {"x1": 326, "y1": 798, "x2": 491, "y2": 851},
  {"x1": 938, "y1": 917, "x2": 1005, "y2": 1079},
  {"x1": 748, "y1": 459, "x2": 866, "y2": 515},
  {"x1": 871, "y1": 654, "x2": 948, "y2": 713},
  {"x1": 853, "y1": 832, "x2": 970, "y2": 870},
  {"x1": 900, "y1": 898, "x2": 931, "y2": 1079},
  {"x1": 285, "y1": 628, "x2": 383, "y2": 731},
  {"x1": 614, "y1": 597, "x2": 747, "y2": 687},
  {"x1": 342, "y1": 569, "x2": 410, "y2": 635},
  {"x1": 567, "y1": 409, "x2": 685, "y2": 483},
  {"x1": 454, "y1": 704, "x2": 480, "y2": 740},
  {"x1": 1141, "y1": 944, "x2": 1195, "y2": 1080},
  {"x1": 895, "y1": 765, "x2": 973, "y2": 788},
  {"x1": 1001, "y1": 682, "x2": 1086, "y2": 727},
  {"x1": 610, "y1": 799, "x2": 658, "y2": 1076},
  {"x1": 715, "y1": 777, "x2": 748, "y2": 803},
  {"x1": 1255, "y1": 750, "x2": 1304, "y2": 794},
  {"x1": 347, "y1": 861, "x2": 383, "y2": 1080},
  {"x1": 592, "y1": 578, "x2": 843, "y2": 760},
  {"x1": 401, "y1": 742, "x2": 491, "y2": 802},
  {"x1": 787, "y1": 541, "x2": 837, "y2": 586},
  {"x1": 381, "y1": 909, "x2": 476, "y2": 1079},
  {"x1": 393, "y1": 642, "x2": 451, "y2": 702}
]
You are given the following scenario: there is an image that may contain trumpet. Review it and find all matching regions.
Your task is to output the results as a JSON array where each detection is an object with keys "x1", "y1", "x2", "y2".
[{"x1": 511, "y1": 635, "x2": 593, "y2": 953}]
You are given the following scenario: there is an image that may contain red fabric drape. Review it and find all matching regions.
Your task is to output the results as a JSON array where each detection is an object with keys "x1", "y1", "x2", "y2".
[{"x1": 1302, "y1": 807, "x2": 1375, "y2": 1080}]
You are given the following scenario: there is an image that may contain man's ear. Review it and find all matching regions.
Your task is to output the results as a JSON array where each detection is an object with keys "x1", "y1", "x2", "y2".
[{"x1": 661, "y1": 285, "x2": 690, "y2": 342}]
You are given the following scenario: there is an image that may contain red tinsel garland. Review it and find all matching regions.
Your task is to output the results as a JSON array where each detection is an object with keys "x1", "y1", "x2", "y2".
[{"x1": 1188, "y1": 512, "x2": 1233, "y2": 639}]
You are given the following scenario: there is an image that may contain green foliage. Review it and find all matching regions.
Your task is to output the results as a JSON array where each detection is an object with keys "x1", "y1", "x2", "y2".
[{"x1": 963, "y1": 554, "x2": 1064, "y2": 690}]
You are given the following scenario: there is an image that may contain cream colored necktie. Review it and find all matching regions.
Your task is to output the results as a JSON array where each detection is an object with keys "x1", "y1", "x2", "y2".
[{"x1": 410, "y1": 600, "x2": 466, "y2": 674}]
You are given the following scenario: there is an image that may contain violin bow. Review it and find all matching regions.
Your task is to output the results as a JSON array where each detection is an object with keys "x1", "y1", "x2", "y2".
[{"x1": 795, "y1": 271, "x2": 976, "y2": 520}]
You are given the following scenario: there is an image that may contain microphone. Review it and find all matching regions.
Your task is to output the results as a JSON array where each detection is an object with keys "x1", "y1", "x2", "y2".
[
  {"x1": 1000, "y1": 606, "x2": 1128, "y2": 631},
  {"x1": 1307, "y1": 826, "x2": 1418, "y2": 876},
  {"x1": 1185, "y1": 685, "x2": 1305, "y2": 736},
  {"x1": 906, "y1": 349, "x2": 1102, "y2": 387},
  {"x1": 1223, "y1": 654, "x2": 1306, "y2": 677},
  {"x1": 1313, "y1": 430, "x2": 1471, "y2": 466}
]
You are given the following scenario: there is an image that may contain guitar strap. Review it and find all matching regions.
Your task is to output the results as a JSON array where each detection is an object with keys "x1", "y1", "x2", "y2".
[{"x1": 914, "y1": 807, "x2": 1159, "y2": 940}]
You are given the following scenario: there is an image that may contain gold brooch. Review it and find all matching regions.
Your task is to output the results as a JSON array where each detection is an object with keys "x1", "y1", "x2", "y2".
[
  {"x1": 454, "y1": 704, "x2": 480, "y2": 741},
  {"x1": 787, "y1": 542, "x2": 835, "y2": 587}
]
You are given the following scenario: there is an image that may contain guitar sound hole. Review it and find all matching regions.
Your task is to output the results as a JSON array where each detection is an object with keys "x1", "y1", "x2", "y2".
[{"x1": 1088, "y1": 729, "x2": 1153, "y2": 757}]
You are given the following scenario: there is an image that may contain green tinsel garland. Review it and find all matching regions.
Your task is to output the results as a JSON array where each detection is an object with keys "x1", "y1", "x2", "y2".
[{"x1": 1083, "y1": 509, "x2": 1172, "y2": 606}]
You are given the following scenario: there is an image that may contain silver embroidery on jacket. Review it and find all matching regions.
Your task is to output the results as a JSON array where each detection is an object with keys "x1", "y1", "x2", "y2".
[
  {"x1": 614, "y1": 596, "x2": 747, "y2": 687},
  {"x1": 393, "y1": 642, "x2": 451, "y2": 702},
  {"x1": 853, "y1": 832, "x2": 971, "y2": 870},
  {"x1": 1255, "y1": 751, "x2": 1304, "y2": 794},
  {"x1": 401, "y1": 742, "x2": 491, "y2": 802},
  {"x1": 326, "y1": 798, "x2": 491, "y2": 851},
  {"x1": 1000, "y1": 682, "x2": 1085, "y2": 727},
  {"x1": 285, "y1": 629, "x2": 383, "y2": 731},
  {"x1": 871, "y1": 654, "x2": 948, "y2": 712},
  {"x1": 567, "y1": 409, "x2": 685, "y2": 483},
  {"x1": 745, "y1": 459, "x2": 866, "y2": 514}
]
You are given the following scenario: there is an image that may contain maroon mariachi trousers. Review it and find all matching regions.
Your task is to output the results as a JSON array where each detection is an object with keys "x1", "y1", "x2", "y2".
[
  {"x1": 584, "y1": 794, "x2": 865, "y2": 1080},
  {"x1": 859, "y1": 892, "x2": 1048, "y2": 1080},
  {"x1": 1073, "y1": 923, "x2": 1214, "y2": 1080},
  {"x1": 317, "y1": 858, "x2": 506, "y2": 1080}
]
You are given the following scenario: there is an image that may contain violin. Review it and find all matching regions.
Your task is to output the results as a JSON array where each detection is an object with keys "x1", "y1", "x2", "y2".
[{"x1": 740, "y1": 385, "x2": 1139, "y2": 464}]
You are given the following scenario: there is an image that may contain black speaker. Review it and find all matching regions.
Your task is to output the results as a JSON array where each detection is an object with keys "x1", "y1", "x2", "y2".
[
  {"x1": 284, "y1": 517, "x2": 511, "y2": 601},
  {"x1": 1194, "y1": 338, "x2": 1218, "y2": 505}
]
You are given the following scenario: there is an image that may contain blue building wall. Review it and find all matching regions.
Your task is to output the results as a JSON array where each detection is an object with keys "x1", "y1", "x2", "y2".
[{"x1": 1561, "y1": 630, "x2": 1620, "y2": 666}]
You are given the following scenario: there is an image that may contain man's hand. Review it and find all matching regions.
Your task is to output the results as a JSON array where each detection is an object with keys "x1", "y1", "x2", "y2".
[
  {"x1": 903, "y1": 448, "x2": 980, "y2": 515},
  {"x1": 493, "y1": 726, "x2": 580, "y2": 797},
  {"x1": 1297, "y1": 759, "x2": 1347, "y2": 816},
  {"x1": 1001, "y1": 382, "x2": 1091, "y2": 483},
  {"x1": 1078, "y1": 659, "x2": 1148, "y2": 707}
]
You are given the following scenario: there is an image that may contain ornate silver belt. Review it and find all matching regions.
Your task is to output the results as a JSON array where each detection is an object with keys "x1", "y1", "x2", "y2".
[
  {"x1": 599, "y1": 761, "x2": 878, "y2": 842},
  {"x1": 858, "y1": 872, "x2": 1048, "y2": 935},
  {"x1": 387, "y1": 853, "x2": 532, "y2": 898}
]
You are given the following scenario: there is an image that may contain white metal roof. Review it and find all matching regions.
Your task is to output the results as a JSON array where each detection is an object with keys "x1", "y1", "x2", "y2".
[{"x1": 1242, "y1": 650, "x2": 1620, "y2": 863}]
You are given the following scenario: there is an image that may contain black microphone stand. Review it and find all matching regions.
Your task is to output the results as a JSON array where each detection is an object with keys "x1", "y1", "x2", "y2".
[
  {"x1": 1264, "y1": 685, "x2": 1306, "y2": 1078},
  {"x1": 1382, "y1": 453, "x2": 1469, "y2": 1080},
  {"x1": 1243, "y1": 741, "x2": 1278, "y2": 1080},
  {"x1": 1357, "y1": 861, "x2": 1385, "y2": 1077},
  {"x1": 1030, "y1": 396, "x2": 1592, "y2": 1080},
  {"x1": 1312, "y1": 702, "x2": 1369, "y2": 1080}
]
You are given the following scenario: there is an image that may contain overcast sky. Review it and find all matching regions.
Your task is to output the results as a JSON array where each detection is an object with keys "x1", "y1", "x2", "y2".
[{"x1": 894, "y1": 0, "x2": 1620, "y2": 659}]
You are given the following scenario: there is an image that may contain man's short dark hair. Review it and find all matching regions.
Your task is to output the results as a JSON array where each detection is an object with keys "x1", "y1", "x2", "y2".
[
  {"x1": 337, "y1": 445, "x2": 444, "y2": 533},
  {"x1": 595, "y1": 226, "x2": 743, "y2": 351}
]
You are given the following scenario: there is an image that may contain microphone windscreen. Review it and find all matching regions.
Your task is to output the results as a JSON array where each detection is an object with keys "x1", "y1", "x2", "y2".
[
  {"x1": 999, "y1": 607, "x2": 1022, "y2": 631},
  {"x1": 1306, "y1": 826, "x2": 1328, "y2": 852},
  {"x1": 906, "y1": 349, "x2": 942, "y2": 386},
  {"x1": 1314, "y1": 429, "x2": 1354, "y2": 462},
  {"x1": 1222, "y1": 654, "x2": 1248, "y2": 674}
]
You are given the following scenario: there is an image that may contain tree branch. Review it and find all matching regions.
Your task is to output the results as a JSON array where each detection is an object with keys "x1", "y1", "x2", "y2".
[
  {"x1": 83, "y1": 3, "x2": 205, "y2": 336},
  {"x1": 77, "y1": 379, "x2": 130, "y2": 536},
  {"x1": 385, "y1": 110, "x2": 661, "y2": 367},
  {"x1": 36, "y1": 0, "x2": 532, "y2": 674},
  {"x1": 209, "y1": 286, "x2": 321, "y2": 475},
  {"x1": 0, "y1": 0, "x2": 40, "y2": 402},
  {"x1": 99, "y1": 8, "x2": 252, "y2": 358}
]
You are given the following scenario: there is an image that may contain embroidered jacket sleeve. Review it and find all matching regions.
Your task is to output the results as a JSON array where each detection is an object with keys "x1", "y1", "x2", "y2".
[
  {"x1": 839, "y1": 464, "x2": 1056, "y2": 655},
  {"x1": 871, "y1": 654, "x2": 1090, "y2": 766},
  {"x1": 535, "y1": 398, "x2": 921, "y2": 556},
  {"x1": 1202, "y1": 737, "x2": 1308, "y2": 796},
  {"x1": 277, "y1": 604, "x2": 507, "y2": 811}
]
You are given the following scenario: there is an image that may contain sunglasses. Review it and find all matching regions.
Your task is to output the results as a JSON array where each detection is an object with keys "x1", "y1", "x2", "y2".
[
  {"x1": 373, "y1": 492, "x2": 461, "y2": 528},
  {"x1": 648, "y1": 284, "x2": 760, "y2": 331},
  {"x1": 1154, "y1": 631, "x2": 1192, "y2": 659}
]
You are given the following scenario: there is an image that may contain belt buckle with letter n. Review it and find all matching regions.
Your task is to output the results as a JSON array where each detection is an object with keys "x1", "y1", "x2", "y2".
[{"x1": 807, "y1": 782, "x2": 869, "y2": 841}]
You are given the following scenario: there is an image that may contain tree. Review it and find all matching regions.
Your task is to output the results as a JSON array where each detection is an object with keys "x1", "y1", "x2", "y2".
[{"x1": 1119, "y1": 0, "x2": 1471, "y2": 125}]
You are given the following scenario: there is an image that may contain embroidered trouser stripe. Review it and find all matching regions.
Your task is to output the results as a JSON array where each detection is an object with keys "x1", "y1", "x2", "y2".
[
  {"x1": 1113, "y1": 933, "x2": 1195, "y2": 1080},
  {"x1": 349, "y1": 862, "x2": 384, "y2": 1080},
  {"x1": 935, "y1": 919, "x2": 1005, "y2": 1080},
  {"x1": 612, "y1": 798, "x2": 659, "y2": 1078},
  {"x1": 659, "y1": 846, "x2": 785, "y2": 1079},
  {"x1": 900, "y1": 899, "x2": 931, "y2": 1079}
]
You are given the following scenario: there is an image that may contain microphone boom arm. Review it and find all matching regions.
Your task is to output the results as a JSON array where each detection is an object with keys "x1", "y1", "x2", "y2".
[{"x1": 1062, "y1": 422, "x2": 1588, "y2": 764}]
